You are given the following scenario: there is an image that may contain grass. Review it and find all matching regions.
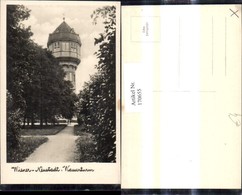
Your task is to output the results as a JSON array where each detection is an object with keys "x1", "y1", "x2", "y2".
[
  {"x1": 75, "y1": 133, "x2": 97, "y2": 162},
  {"x1": 21, "y1": 125, "x2": 66, "y2": 136},
  {"x1": 7, "y1": 137, "x2": 48, "y2": 162},
  {"x1": 74, "y1": 125, "x2": 87, "y2": 136},
  {"x1": 74, "y1": 125, "x2": 98, "y2": 162}
]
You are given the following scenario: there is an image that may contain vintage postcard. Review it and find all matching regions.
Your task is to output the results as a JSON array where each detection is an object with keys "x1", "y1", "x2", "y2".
[
  {"x1": 122, "y1": 5, "x2": 241, "y2": 189},
  {"x1": 1, "y1": 0, "x2": 120, "y2": 184},
  {"x1": 1, "y1": 0, "x2": 241, "y2": 189}
]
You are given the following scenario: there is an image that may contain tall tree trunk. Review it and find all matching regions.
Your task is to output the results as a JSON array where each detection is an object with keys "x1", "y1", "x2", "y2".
[
  {"x1": 22, "y1": 114, "x2": 26, "y2": 129},
  {"x1": 31, "y1": 113, "x2": 34, "y2": 128},
  {"x1": 40, "y1": 113, "x2": 43, "y2": 129}
]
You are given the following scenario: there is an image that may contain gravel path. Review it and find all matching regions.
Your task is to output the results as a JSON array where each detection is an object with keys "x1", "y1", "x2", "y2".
[{"x1": 24, "y1": 124, "x2": 78, "y2": 162}]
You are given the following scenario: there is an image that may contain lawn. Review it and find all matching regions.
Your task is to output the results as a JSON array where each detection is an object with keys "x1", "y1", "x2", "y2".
[
  {"x1": 7, "y1": 137, "x2": 48, "y2": 162},
  {"x1": 21, "y1": 125, "x2": 66, "y2": 136}
]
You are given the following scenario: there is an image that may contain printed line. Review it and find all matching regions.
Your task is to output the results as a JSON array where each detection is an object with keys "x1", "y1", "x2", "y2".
[
  {"x1": 212, "y1": 16, "x2": 214, "y2": 76},
  {"x1": 199, "y1": 90, "x2": 216, "y2": 93},
  {"x1": 130, "y1": 16, "x2": 132, "y2": 42},
  {"x1": 178, "y1": 17, "x2": 181, "y2": 88},
  {"x1": 225, "y1": 17, "x2": 227, "y2": 76},
  {"x1": 153, "y1": 90, "x2": 216, "y2": 93},
  {"x1": 153, "y1": 90, "x2": 191, "y2": 93}
]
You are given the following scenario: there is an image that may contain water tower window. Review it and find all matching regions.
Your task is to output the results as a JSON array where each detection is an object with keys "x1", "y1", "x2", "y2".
[
  {"x1": 54, "y1": 42, "x2": 59, "y2": 49},
  {"x1": 77, "y1": 46, "x2": 80, "y2": 54},
  {"x1": 62, "y1": 42, "x2": 69, "y2": 51},
  {"x1": 71, "y1": 42, "x2": 77, "y2": 52},
  {"x1": 66, "y1": 72, "x2": 71, "y2": 81},
  {"x1": 70, "y1": 72, "x2": 73, "y2": 82}
]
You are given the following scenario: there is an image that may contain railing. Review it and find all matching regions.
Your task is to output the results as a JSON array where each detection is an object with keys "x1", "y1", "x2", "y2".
[{"x1": 52, "y1": 51, "x2": 81, "y2": 60}]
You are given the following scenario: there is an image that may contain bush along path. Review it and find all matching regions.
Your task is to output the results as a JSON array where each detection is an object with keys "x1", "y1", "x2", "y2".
[
  {"x1": 73, "y1": 125, "x2": 95, "y2": 162},
  {"x1": 24, "y1": 124, "x2": 78, "y2": 162}
]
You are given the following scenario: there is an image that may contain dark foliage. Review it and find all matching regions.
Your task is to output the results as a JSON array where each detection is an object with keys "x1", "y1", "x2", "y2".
[
  {"x1": 75, "y1": 133, "x2": 97, "y2": 162},
  {"x1": 7, "y1": 92, "x2": 22, "y2": 149},
  {"x1": 7, "y1": 5, "x2": 77, "y2": 129},
  {"x1": 21, "y1": 125, "x2": 66, "y2": 136},
  {"x1": 7, "y1": 137, "x2": 48, "y2": 162},
  {"x1": 77, "y1": 6, "x2": 116, "y2": 162},
  {"x1": 7, "y1": 5, "x2": 78, "y2": 159}
]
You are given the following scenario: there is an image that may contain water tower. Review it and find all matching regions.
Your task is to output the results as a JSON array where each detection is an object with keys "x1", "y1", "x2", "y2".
[{"x1": 47, "y1": 18, "x2": 81, "y2": 89}]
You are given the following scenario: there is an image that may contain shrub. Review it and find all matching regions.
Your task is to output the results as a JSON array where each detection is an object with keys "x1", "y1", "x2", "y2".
[
  {"x1": 7, "y1": 92, "x2": 23, "y2": 149},
  {"x1": 76, "y1": 6, "x2": 117, "y2": 162}
]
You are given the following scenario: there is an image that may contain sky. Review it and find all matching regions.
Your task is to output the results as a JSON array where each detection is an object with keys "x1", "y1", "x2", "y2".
[{"x1": 22, "y1": 2, "x2": 111, "y2": 93}]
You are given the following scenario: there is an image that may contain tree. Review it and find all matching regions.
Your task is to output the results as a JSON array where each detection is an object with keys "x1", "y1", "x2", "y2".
[
  {"x1": 7, "y1": 5, "x2": 78, "y2": 130},
  {"x1": 77, "y1": 6, "x2": 116, "y2": 162},
  {"x1": 7, "y1": 5, "x2": 33, "y2": 111},
  {"x1": 7, "y1": 92, "x2": 22, "y2": 149},
  {"x1": 7, "y1": 5, "x2": 33, "y2": 148},
  {"x1": 33, "y1": 47, "x2": 66, "y2": 126},
  {"x1": 23, "y1": 45, "x2": 77, "y2": 127},
  {"x1": 91, "y1": 6, "x2": 116, "y2": 162},
  {"x1": 60, "y1": 80, "x2": 78, "y2": 121}
]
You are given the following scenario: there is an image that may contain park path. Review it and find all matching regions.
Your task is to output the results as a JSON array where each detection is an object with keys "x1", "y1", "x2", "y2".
[{"x1": 24, "y1": 124, "x2": 78, "y2": 162}]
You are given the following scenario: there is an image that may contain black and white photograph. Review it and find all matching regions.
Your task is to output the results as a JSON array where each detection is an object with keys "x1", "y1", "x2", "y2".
[{"x1": 5, "y1": 1, "x2": 119, "y2": 165}]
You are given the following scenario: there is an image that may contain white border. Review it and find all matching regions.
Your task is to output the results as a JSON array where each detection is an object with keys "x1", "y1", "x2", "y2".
[{"x1": 0, "y1": 0, "x2": 120, "y2": 184}]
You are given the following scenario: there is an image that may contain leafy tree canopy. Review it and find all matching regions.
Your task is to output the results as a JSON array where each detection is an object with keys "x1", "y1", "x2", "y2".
[{"x1": 77, "y1": 6, "x2": 116, "y2": 162}]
